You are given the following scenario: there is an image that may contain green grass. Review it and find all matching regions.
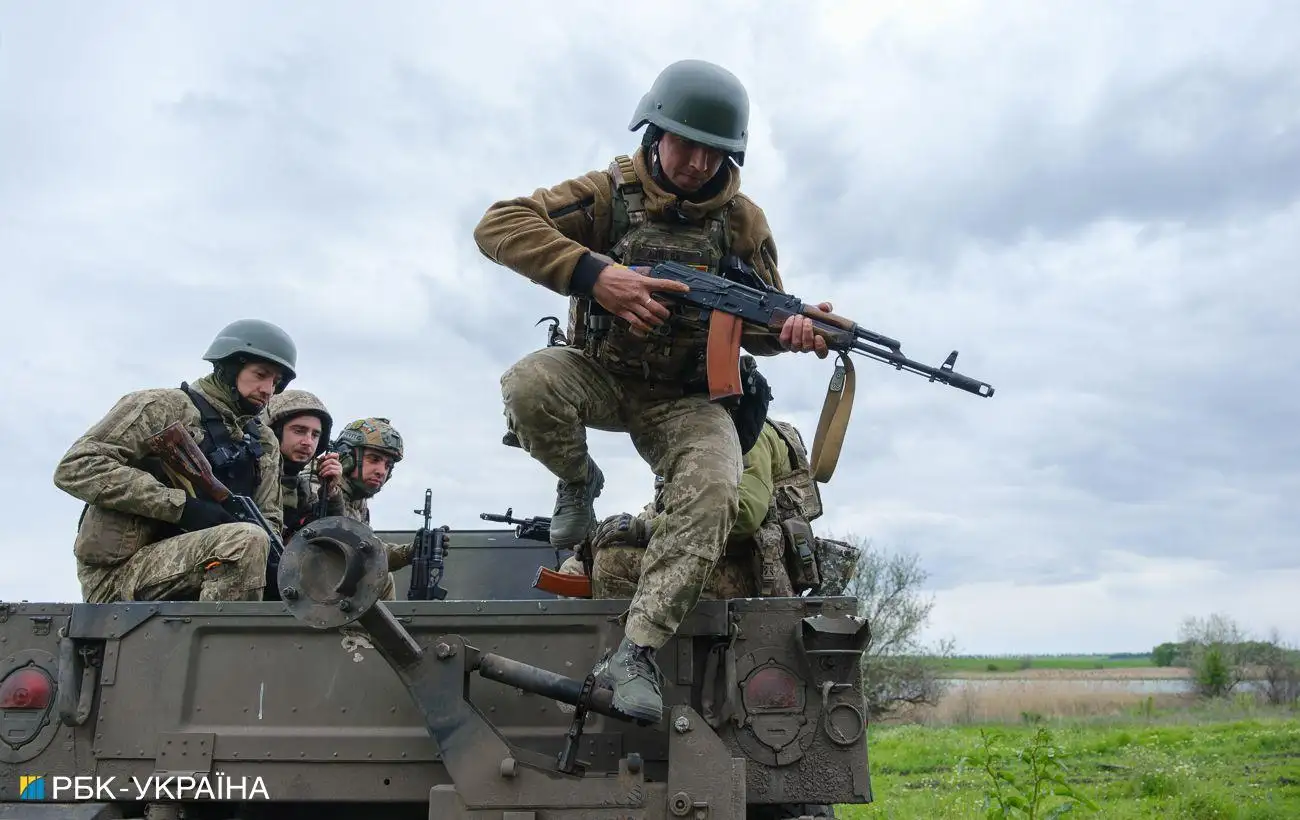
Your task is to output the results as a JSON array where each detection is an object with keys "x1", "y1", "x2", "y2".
[
  {"x1": 838, "y1": 708, "x2": 1300, "y2": 819},
  {"x1": 939, "y1": 655, "x2": 1157, "y2": 673}
]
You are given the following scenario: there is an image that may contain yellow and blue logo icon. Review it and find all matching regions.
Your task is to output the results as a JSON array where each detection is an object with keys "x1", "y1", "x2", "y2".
[{"x1": 20, "y1": 775, "x2": 46, "y2": 800}]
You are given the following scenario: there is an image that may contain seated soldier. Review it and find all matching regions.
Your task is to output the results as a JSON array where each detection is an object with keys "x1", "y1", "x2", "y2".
[
  {"x1": 314, "y1": 417, "x2": 420, "y2": 600},
  {"x1": 53, "y1": 319, "x2": 294, "y2": 603},
  {"x1": 267, "y1": 389, "x2": 344, "y2": 541},
  {"x1": 588, "y1": 412, "x2": 859, "y2": 601}
]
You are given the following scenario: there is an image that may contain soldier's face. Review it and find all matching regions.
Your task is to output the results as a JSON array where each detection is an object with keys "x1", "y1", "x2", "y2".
[
  {"x1": 657, "y1": 132, "x2": 725, "y2": 192},
  {"x1": 280, "y1": 414, "x2": 321, "y2": 464},
  {"x1": 360, "y1": 450, "x2": 393, "y2": 490},
  {"x1": 235, "y1": 361, "x2": 282, "y2": 409}
]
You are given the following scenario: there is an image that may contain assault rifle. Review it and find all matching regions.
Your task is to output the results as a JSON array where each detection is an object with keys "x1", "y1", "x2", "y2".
[
  {"x1": 479, "y1": 508, "x2": 592, "y2": 598},
  {"x1": 479, "y1": 507, "x2": 551, "y2": 543},
  {"x1": 408, "y1": 488, "x2": 449, "y2": 601},
  {"x1": 635, "y1": 258, "x2": 996, "y2": 402},
  {"x1": 592, "y1": 256, "x2": 996, "y2": 481},
  {"x1": 143, "y1": 421, "x2": 286, "y2": 577}
]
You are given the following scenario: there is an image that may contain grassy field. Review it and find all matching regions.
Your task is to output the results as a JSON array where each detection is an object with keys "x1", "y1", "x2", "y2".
[
  {"x1": 840, "y1": 698, "x2": 1300, "y2": 818},
  {"x1": 939, "y1": 655, "x2": 1158, "y2": 674}
]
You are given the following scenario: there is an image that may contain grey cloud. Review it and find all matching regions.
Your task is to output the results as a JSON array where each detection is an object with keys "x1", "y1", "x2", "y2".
[{"x1": 3, "y1": 1, "x2": 1298, "y2": 652}]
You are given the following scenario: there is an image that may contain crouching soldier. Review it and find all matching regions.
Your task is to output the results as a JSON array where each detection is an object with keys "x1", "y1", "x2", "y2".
[
  {"x1": 591, "y1": 415, "x2": 860, "y2": 600},
  {"x1": 53, "y1": 319, "x2": 293, "y2": 603}
]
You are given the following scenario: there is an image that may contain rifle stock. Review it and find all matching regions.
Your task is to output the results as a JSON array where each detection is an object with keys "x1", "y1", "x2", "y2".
[
  {"x1": 533, "y1": 566, "x2": 591, "y2": 599},
  {"x1": 145, "y1": 422, "x2": 233, "y2": 504}
]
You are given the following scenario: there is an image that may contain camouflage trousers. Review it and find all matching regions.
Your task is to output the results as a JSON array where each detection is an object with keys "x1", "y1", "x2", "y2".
[
  {"x1": 593, "y1": 546, "x2": 761, "y2": 600},
  {"x1": 77, "y1": 522, "x2": 270, "y2": 604},
  {"x1": 501, "y1": 346, "x2": 743, "y2": 649}
]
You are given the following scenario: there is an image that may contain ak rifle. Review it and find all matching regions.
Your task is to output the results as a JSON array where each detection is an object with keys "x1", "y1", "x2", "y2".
[
  {"x1": 479, "y1": 508, "x2": 592, "y2": 599},
  {"x1": 479, "y1": 507, "x2": 552, "y2": 543},
  {"x1": 640, "y1": 259, "x2": 996, "y2": 402},
  {"x1": 143, "y1": 421, "x2": 287, "y2": 579},
  {"x1": 608, "y1": 258, "x2": 997, "y2": 481},
  {"x1": 408, "y1": 488, "x2": 450, "y2": 601}
]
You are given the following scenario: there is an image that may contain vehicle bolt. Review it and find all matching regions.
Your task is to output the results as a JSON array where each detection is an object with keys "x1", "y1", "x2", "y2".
[
  {"x1": 282, "y1": 587, "x2": 299, "y2": 600},
  {"x1": 338, "y1": 600, "x2": 352, "y2": 612},
  {"x1": 435, "y1": 642, "x2": 455, "y2": 659},
  {"x1": 670, "y1": 791, "x2": 691, "y2": 816},
  {"x1": 300, "y1": 528, "x2": 315, "y2": 539},
  {"x1": 626, "y1": 752, "x2": 643, "y2": 774},
  {"x1": 500, "y1": 756, "x2": 517, "y2": 778},
  {"x1": 673, "y1": 716, "x2": 691, "y2": 733}
]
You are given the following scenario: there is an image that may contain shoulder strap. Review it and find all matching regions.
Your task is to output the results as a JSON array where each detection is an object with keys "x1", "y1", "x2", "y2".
[
  {"x1": 767, "y1": 419, "x2": 810, "y2": 476},
  {"x1": 809, "y1": 354, "x2": 856, "y2": 483},
  {"x1": 607, "y1": 154, "x2": 646, "y2": 248},
  {"x1": 180, "y1": 382, "x2": 264, "y2": 466}
]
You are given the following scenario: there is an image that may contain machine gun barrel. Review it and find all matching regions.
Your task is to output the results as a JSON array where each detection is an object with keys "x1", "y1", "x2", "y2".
[{"x1": 477, "y1": 652, "x2": 617, "y2": 718}]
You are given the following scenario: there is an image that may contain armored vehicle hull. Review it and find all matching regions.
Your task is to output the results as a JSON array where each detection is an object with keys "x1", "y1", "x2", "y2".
[{"x1": 1, "y1": 519, "x2": 872, "y2": 819}]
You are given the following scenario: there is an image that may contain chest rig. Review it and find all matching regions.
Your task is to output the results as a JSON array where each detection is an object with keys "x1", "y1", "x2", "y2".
[
  {"x1": 181, "y1": 383, "x2": 263, "y2": 498},
  {"x1": 567, "y1": 155, "x2": 734, "y2": 387},
  {"x1": 754, "y1": 420, "x2": 827, "y2": 595}
]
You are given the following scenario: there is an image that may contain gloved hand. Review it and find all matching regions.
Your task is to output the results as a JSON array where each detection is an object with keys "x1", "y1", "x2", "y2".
[
  {"x1": 591, "y1": 513, "x2": 650, "y2": 552},
  {"x1": 178, "y1": 498, "x2": 236, "y2": 532}
]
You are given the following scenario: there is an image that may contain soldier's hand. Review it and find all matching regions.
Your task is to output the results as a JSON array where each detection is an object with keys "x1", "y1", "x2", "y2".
[
  {"x1": 779, "y1": 301, "x2": 833, "y2": 359},
  {"x1": 592, "y1": 512, "x2": 650, "y2": 551},
  {"x1": 591, "y1": 263, "x2": 691, "y2": 335},
  {"x1": 316, "y1": 452, "x2": 342, "y2": 482}
]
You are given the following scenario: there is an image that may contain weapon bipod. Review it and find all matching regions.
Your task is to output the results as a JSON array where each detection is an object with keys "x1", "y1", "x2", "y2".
[{"x1": 557, "y1": 670, "x2": 600, "y2": 774}]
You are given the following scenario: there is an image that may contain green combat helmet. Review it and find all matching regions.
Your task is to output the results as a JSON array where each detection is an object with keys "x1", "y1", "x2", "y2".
[
  {"x1": 267, "y1": 390, "x2": 334, "y2": 458},
  {"x1": 629, "y1": 59, "x2": 750, "y2": 165},
  {"x1": 334, "y1": 417, "x2": 404, "y2": 498},
  {"x1": 202, "y1": 318, "x2": 298, "y2": 393}
]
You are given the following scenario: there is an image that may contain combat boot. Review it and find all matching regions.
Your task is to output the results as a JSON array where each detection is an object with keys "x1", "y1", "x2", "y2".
[
  {"x1": 593, "y1": 636, "x2": 664, "y2": 725},
  {"x1": 549, "y1": 458, "x2": 604, "y2": 548}
]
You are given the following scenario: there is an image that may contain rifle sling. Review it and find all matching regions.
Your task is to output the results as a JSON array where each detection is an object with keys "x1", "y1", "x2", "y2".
[{"x1": 809, "y1": 353, "x2": 855, "y2": 483}]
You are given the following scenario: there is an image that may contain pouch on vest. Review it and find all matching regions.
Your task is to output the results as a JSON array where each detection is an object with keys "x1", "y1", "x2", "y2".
[
  {"x1": 810, "y1": 536, "x2": 862, "y2": 596},
  {"x1": 780, "y1": 517, "x2": 821, "y2": 593}
]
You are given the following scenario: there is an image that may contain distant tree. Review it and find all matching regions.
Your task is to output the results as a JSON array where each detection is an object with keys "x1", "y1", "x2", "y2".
[
  {"x1": 1178, "y1": 613, "x2": 1247, "y2": 699},
  {"x1": 1259, "y1": 628, "x2": 1300, "y2": 707},
  {"x1": 840, "y1": 536, "x2": 954, "y2": 719},
  {"x1": 1152, "y1": 642, "x2": 1179, "y2": 667}
]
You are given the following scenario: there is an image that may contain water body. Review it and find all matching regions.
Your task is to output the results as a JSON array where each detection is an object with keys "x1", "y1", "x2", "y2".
[{"x1": 942, "y1": 677, "x2": 1261, "y2": 695}]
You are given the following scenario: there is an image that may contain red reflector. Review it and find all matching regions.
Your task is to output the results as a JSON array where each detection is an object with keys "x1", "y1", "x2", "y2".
[
  {"x1": 0, "y1": 666, "x2": 53, "y2": 710},
  {"x1": 743, "y1": 665, "x2": 801, "y2": 711}
]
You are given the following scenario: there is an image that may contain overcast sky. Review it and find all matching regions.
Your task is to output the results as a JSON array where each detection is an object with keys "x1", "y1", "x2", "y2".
[{"x1": 2, "y1": 1, "x2": 1297, "y2": 655}]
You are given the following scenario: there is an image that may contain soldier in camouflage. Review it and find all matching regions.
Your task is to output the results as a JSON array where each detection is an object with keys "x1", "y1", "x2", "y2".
[
  {"x1": 267, "y1": 389, "x2": 344, "y2": 541},
  {"x1": 475, "y1": 59, "x2": 835, "y2": 724},
  {"x1": 53, "y1": 319, "x2": 295, "y2": 603},
  {"x1": 314, "y1": 417, "x2": 416, "y2": 601},
  {"x1": 590, "y1": 415, "x2": 861, "y2": 601}
]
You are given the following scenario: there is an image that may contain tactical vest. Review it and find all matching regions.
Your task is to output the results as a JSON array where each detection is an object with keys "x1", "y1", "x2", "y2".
[
  {"x1": 181, "y1": 383, "x2": 263, "y2": 498},
  {"x1": 566, "y1": 155, "x2": 734, "y2": 386},
  {"x1": 753, "y1": 420, "x2": 827, "y2": 594}
]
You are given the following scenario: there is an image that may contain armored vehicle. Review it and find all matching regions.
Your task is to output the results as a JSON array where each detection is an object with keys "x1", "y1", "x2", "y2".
[{"x1": 0, "y1": 515, "x2": 872, "y2": 819}]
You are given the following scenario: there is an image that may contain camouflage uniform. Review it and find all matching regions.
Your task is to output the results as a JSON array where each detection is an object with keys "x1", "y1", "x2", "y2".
[
  {"x1": 477, "y1": 66, "x2": 785, "y2": 658},
  {"x1": 319, "y1": 418, "x2": 415, "y2": 601},
  {"x1": 53, "y1": 320, "x2": 295, "y2": 604},
  {"x1": 267, "y1": 389, "x2": 343, "y2": 541}
]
